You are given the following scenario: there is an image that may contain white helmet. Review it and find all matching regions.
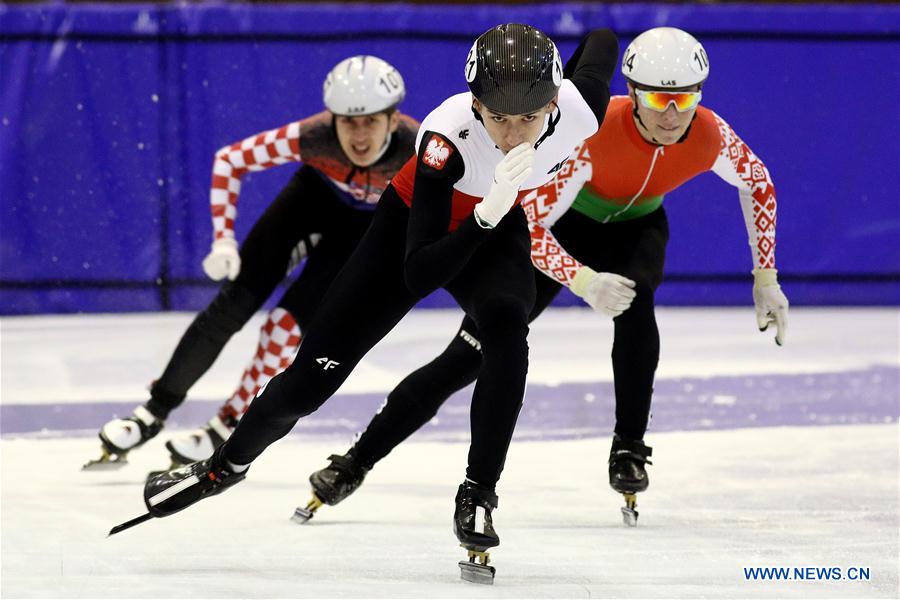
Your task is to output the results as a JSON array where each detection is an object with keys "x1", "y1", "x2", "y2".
[
  {"x1": 323, "y1": 55, "x2": 406, "y2": 116},
  {"x1": 621, "y1": 27, "x2": 709, "y2": 89}
]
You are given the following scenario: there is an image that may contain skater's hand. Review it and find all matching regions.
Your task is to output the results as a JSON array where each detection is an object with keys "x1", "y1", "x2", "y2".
[
  {"x1": 752, "y1": 268, "x2": 788, "y2": 346},
  {"x1": 474, "y1": 143, "x2": 535, "y2": 228},
  {"x1": 571, "y1": 266, "x2": 636, "y2": 317},
  {"x1": 202, "y1": 238, "x2": 241, "y2": 281}
]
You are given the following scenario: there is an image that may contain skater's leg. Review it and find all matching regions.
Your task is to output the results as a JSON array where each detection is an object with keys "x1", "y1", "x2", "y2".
[
  {"x1": 142, "y1": 192, "x2": 417, "y2": 518},
  {"x1": 146, "y1": 168, "x2": 324, "y2": 420},
  {"x1": 163, "y1": 305, "x2": 301, "y2": 465},
  {"x1": 549, "y1": 207, "x2": 669, "y2": 440},
  {"x1": 218, "y1": 306, "x2": 301, "y2": 424},
  {"x1": 608, "y1": 210, "x2": 668, "y2": 441},
  {"x1": 88, "y1": 172, "x2": 316, "y2": 469},
  {"x1": 351, "y1": 315, "x2": 483, "y2": 467},
  {"x1": 163, "y1": 171, "x2": 374, "y2": 464},
  {"x1": 353, "y1": 269, "x2": 561, "y2": 468},
  {"x1": 145, "y1": 282, "x2": 262, "y2": 419},
  {"x1": 440, "y1": 209, "x2": 534, "y2": 562},
  {"x1": 216, "y1": 232, "x2": 366, "y2": 426},
  {"x1": 447, "y1": 207, "x2": 536, "y2": 490},
  {"x1": 550, "y1": 207, "x2": 668, "y2": 523},
  {"x1": 302, "y1": 272, "x2": 561, "y2": 512},
  {"x1": 88, "y1": 280, "x2": 264, "y2": 468},
  {"x1": 223, "y1": 191, "x2": 418, "y2": 466}
]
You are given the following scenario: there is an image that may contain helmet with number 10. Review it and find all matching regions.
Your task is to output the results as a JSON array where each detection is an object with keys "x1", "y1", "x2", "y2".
[
  {"x1": 323, "y1": 55, "x2": 406, "y2": 116},
  {"x1": 621, "y1": 27, "x2": 710, "y2": 89}
]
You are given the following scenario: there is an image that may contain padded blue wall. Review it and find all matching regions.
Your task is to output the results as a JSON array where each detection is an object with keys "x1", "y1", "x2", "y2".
[{"x1": 1, "y1": 2, "x2": 898, "y2": 314}]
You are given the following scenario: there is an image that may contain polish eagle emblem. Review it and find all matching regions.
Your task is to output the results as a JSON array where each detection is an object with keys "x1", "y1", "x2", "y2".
[{"x1": 423, "y1": 135, "x2": 453, "y2": 169}]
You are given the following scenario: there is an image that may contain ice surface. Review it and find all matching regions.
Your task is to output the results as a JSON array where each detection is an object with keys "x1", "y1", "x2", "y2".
[{"x1": 1, "y1": 308, "x2": 898, "y2": 597}]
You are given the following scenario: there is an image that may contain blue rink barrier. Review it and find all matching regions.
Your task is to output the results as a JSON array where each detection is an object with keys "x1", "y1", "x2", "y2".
[{"x1": 1, "y1": 2, "x2": 898, "y2": 314}]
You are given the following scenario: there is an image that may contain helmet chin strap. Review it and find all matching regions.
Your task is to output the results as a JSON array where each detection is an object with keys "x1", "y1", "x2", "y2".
[
  {"x1": 368, "y1": 129, "x2": 394, "y2": 166},
  {"x1": 533, "y1": 103, "x2": 560, "y2": 150},
  {"x1": 632, "y1": 102, "x2": 664, "y2": 145},
  {"x1": 349, "y1": 125, "x2": 394, "y2": 168}
]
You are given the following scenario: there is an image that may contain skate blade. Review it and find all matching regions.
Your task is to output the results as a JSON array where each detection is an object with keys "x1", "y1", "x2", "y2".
[
  {"x1": 459, "y1": 560, "x2": 495, "y2": 585},
  {"x1": 82, "y1": 450, "x2": 128, "y2": 471},
  {"x1": 458, "y1": 547, "x2": 494, "y2": 584},
  {"x1": 108, "y1": 512, "x2": 153, "y2": 536},
  {"x1": 621, "y1": 493, "x2": 639, "y2": 527},
  {"x1": 291, "y1": 494, "x2": 324, "y2": 524}
]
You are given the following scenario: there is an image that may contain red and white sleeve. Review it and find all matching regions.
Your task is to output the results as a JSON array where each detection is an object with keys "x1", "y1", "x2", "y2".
[
  {"x1": 527, "y1": 220, "x2": 584, "y2": 287},
  {"x1": 521, "y1": 142, "x2": 593, "y2": 287},
  {"x1": 209, "y1": 121, "x2": 302, "y2": 240},
  {"x1": 710, "y1": 113, "x2": 777, "y2": 270}
]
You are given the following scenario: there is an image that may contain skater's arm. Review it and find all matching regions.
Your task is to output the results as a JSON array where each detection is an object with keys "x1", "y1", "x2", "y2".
[
  {"x1": 404, "y1": 132, "x2": 491, "y2": 296},
  {"x1": 521, "y1": 143, "x2": 592, "y2": 288},
  {"x1": 208, "y1": 121, "x2": 303, "y2": 241},
  {"x1": 709, "y1": 112, "x2": 787, "y2": 344},
  {"x1": 564, "y1": 29, "x2": 619, "y2": 125},
  {"x1": 527, "y1": 221, "x2": 584, "y2": 286},
  {"x1": 527, "y1": 217, "x2": 635, "y2": 317},
  {"x1": 707, "y1": 112, "x2": 777, "y2": 271}
]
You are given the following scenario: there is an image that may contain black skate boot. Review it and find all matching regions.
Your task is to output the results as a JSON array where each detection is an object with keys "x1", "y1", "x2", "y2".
[
  {"x1": 144, "y1": 443, "x2": 247, "y2": 518},
  {"x1": 608, "y1": 434, "x2": 653, "y2": 527},
  {"x1": 84, "y1": 405, "x2": 164, "y2": 470},
  {"x1": 292, "y1": 451, "x2": 370, "y2": 524},
  {"x1": 108, "y1": 444, "x2": 248, "y2": 536},
  {"x1": 453, "y1": 480, "x2": 499, "y2": 585}
]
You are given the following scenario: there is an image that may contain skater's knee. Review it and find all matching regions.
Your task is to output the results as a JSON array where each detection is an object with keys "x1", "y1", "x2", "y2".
[
  {"x1": 615, "y1": 280, "x2": 656, "y2": 319},
  {"x1": 388, "y1": 380, "x2": 444, "y2": 421},
  {"x1": 472, "y1": 294, "x2": 529, "y2": 337},
  {"x1": 443, "y1": 329, "x2": 484, "y2": 371},
  {"x1": 260, "y1": 307, "x2": 301, "y2": 348},
  {"x1": 195, "y1": 283, "x2": 260, "y2": 342}
]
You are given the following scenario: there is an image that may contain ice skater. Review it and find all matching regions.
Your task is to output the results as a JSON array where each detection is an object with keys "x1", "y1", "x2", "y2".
[
  {"x1": 116, "y1": 24, "x2": 620, "y2": 584},
  {"x1": 85, "y1": 56, "x2": 417, "y2": 470}
]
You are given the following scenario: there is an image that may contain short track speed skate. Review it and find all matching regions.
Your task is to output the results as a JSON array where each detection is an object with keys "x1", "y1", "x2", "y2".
[
  {"x1": 453, "y1": 481, "x2": 499, "y2": 585},
  {"x1": 608, "y1": 435, "x2": 653, "y2": 526},
  {"x1": 292, "y1": 451, "x2": 369, "y2": 523},
  {"x1": 83, "y1": 406, "x2": 164, "y2": 470},
  {"x1": 108, "y1": 444, "x2": 246, "y2": 536}
]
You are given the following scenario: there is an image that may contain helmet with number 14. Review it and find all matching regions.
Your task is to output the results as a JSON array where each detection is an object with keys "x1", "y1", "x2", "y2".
[{"x1": 621, "y1": 27, "x2": 710, "y2": 145}]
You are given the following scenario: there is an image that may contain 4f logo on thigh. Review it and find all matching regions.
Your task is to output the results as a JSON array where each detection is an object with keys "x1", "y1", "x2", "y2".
[{"x1": 316, "y1": 357, "x2": 341, "y2": 371}]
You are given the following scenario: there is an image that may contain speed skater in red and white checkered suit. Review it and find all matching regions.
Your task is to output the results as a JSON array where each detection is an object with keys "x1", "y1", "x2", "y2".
[
  {"x1": 128, "y1": 25, "x2": 618, "y2": 580},
  {"x1": 84, "y1": 56, "x2": 418, "y2": 471},
  {"x1": 295, "y1": 28, "x2": 789, "y2": 528}
]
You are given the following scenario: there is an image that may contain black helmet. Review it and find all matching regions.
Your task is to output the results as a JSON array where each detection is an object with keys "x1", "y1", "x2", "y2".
[{"x1": 465, "y1": 23, "x2": 563, "y2": 115}]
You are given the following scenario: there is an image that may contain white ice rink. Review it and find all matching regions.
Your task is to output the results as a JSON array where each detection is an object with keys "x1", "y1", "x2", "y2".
[{"x1": 1, "y1": 308, "x2": 898, "y2": 598}]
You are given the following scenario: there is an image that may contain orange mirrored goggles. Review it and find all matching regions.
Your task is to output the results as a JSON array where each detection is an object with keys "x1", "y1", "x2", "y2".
[{"x1": 635, "y1": 89, "x2": 702, "y2": 112}]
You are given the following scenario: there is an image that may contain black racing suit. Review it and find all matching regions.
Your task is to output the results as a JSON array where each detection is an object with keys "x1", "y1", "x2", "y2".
[{"x1": 222, "y1": 30, "x2": 620, "y2": 489}]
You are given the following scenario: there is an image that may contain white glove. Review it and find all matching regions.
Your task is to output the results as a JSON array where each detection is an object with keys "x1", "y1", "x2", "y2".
[
  {"x1": 571, "y1": 266, "x2": 637, "y2": 317},
  {"x1": 473, "y1": 143, "x2": 535, "y2": 228},
  {"x1": 202, "y1": 238, "x2": 241, "y2": 281},
  {"x1": 752, "y1": 268, "x2": 789, "y2": 346}
]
